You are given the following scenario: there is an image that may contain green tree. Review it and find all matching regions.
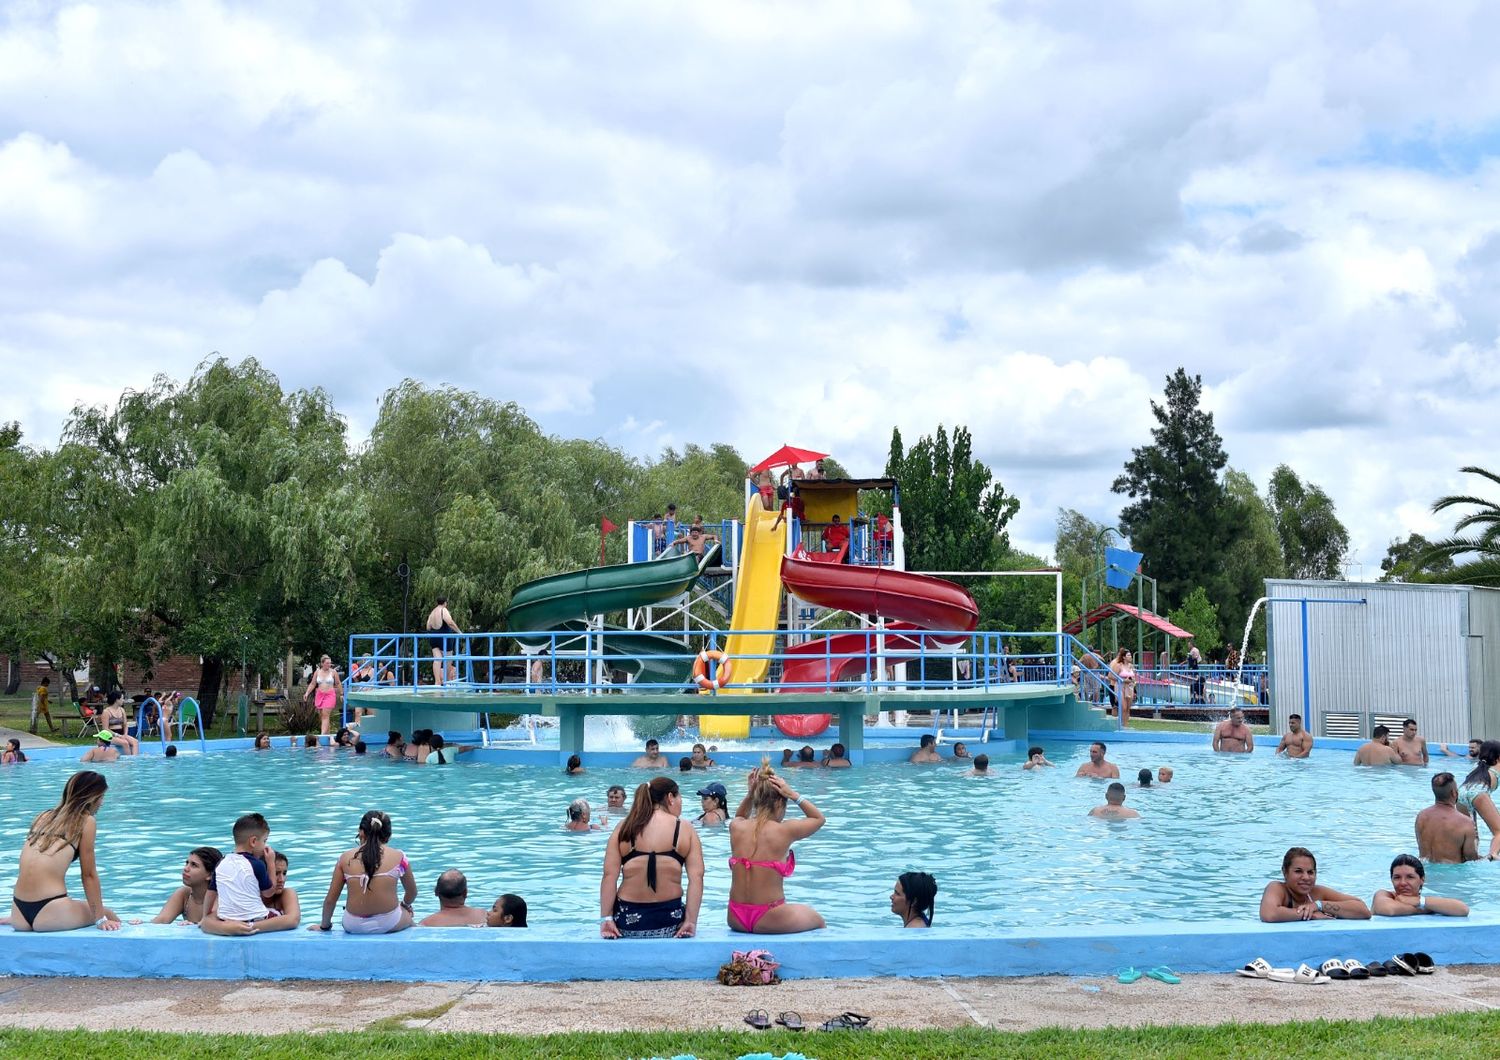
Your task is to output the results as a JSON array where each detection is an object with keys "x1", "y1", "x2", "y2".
[
  {"x1": 1168, "y1": 586, "x2": 1222, "y2": 654},
  {"x1": 1111, "y1": 369, "x2": 1234, "y2": 611},
  {"x1": 1379, "y1": 532, "x2": 1453, "y2": 582},
  {"x1": 1267, "y1": 464, "x2": 1350, "y2": 580},
  {"x1": 884, "y1": 425, "x2": 1019, "y2": 571},
  {"x1": 54, "y1": 358, "x2": 372, "y2": 716},
  {"x1": 1422, "y1": 467, "x2": 1500, "y2": 586}
]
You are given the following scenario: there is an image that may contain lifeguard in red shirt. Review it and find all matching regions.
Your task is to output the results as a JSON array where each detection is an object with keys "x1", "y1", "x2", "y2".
[{"x1": 823, "y1": 514, "x2": 850, "y2": 558}]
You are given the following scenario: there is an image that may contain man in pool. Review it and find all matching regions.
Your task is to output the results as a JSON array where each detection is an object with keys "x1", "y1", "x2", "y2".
[
  {"x1": 631, "y1": 740, "x2": 668, "y2": 769},
  {"x1": 1415, "y1": 773, "x2": 1480, "y2": 864},
  {"x1": 1075, "y1": 741, "x2": 1119, "y2": 779},
  {"x1": 1372, "y1": 854, "x2": 1470, "y2": 917},
  {"x1": 1442, "y1": 739, "x2": 1481, "y2": 759},
  {"x1": 910, "y1": 734, "x2": 943, "y2": 764},
  {"x1": 1353, "y1": 725, "x2": 1402, "y2": 766},
  {"x1": 1393, "y1": 718, "x2": 1429, "y2": 766},
  {"x1": 1275, "y1": 713, "x2": 1313, "y2": 758},
  {"x1": 792, "y1": 746, "x2": 819, "y2": 768},
  {"x1": 822, "y1": 743, "x2": 851, "y2": 768},
  {"x1": 80, "y1": 731, "x2": 134, "y2": 763},
  {"x1": 1212, "y1": 708, "x2": 1254, "y2": 753},
  {"x1": 419, "y1": 870, "x2": 490, "y2": 926},
  {"x1": 968, "y1": 754, "x2": 991, "y2": 776},
  {"x1": 1088, "y1": 783, "x2": 1139, "y2": 819},
  {"x1": 604, "y1": 784, "x2": 627, "y2": 816}
]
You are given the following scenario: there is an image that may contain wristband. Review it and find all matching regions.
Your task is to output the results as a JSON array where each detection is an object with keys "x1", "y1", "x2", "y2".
[
  {"x1": 321, "y1": 922, "x2": 333, "y2": 931},
  {"x1": 1314, "y1": 900, "x2": 1323, "y2": 913},
  {"x1": 1418, "y1": 896, "x2": 1427, "y2": 911},
  {"x1": 599, "y1": 916, "x2": 614, "y2": 923},
  {"x1": 95, "y1": 916, "x2": 110, "y2": 926},
  {"x1": 787, "y1": 793, "x2": 801, "y2": 803}
]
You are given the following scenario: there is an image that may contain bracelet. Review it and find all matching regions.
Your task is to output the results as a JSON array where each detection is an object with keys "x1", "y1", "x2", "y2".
[
  {"x1": 321, "y1": 922, "x2": 333, "y2": 931},
  {"x1": 1418, "y1": 896, "x2": 1427, "y2": 911},
  {"x1": 599, "y1": 916, "x2": 614, "y2": 923},
  {"x1": 95, "y1": 915, "x2": 110, "y2": 926},
  {"x1": 1314, "y1": 900, "x2": 1323, "y2": 913},
  {"x1": 787, "y1": 793, "x2": 802, "y2": 803}
]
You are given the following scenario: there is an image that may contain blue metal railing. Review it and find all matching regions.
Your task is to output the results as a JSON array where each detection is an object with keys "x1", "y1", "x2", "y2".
[
  {"x1": 134, "y1": 695, "x2": 207, "y2": 753},
  {"x1": 346, "y1": 628, "x2": 1098, "y2": 697}
]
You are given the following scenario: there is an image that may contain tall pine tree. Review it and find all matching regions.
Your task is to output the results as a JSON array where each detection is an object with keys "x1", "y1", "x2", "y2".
[{"x1": 1111, "y1": 369, "x2": 1235, "y2": 610}]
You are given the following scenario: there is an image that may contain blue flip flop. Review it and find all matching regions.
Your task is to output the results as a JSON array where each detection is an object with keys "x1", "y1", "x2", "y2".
[
  {"x1": 1117, "y1": 967, "x2": 1143, "y2": 983},
  {"x1": 1145, "y1": 966, "x2": 1181, "y2": 984}
]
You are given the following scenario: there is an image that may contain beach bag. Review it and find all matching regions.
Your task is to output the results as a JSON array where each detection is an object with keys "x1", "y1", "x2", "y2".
[{"x1": 717, "y1": 948, "x2": 781, "y2": 986}]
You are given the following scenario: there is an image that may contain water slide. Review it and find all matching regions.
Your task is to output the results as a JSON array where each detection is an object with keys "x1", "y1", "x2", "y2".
[
  {"x1": 778, "y1": 557, "x2": 979, "y2": 699},
  {"x1": 505, "y1": 544, "x2": 721, "y2": 690},
  {"x1": 701, "y1": 504, "x2": 788, "y2": 739}
]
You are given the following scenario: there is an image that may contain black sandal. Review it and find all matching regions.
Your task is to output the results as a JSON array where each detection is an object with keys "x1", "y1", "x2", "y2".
[
  {"x1": 744, "y1": 1009, "x2": 770, "y2": 1030},
  {"x1": 820, "y1": 1012, "x2": 872, "y2": 1031},
  {"x1": 776, "y1": 1011, "x2": 805, "y2": 1031}
]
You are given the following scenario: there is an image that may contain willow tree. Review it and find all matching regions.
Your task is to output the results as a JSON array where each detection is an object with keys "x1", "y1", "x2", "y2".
[{"x1": 55, "y1": 358, "x2": 371, "y2": 717}]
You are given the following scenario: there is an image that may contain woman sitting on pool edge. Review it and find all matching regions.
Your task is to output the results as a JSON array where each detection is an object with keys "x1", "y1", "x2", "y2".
[
  {"x1": 1259, "y1": 846, "x2": 1371, "y2": 922},
  {"x1": 599, "y1": 776, "x2": 705, "y2": 938},
  {"x1": 309, "y1": 809, "x2": 417, "y2": 934},
  {"x1": 727, "y1": 760, "x2": 826, "y2": 934},
  {"x1": 9, "y1": 771, "x2": 122, "y2": 931},
  {"x1": 1372, "y1": 854, "x2": 1469, "y2": 917},
  {"x1": 891, "y1": 871, "x2": 937, "y2": 928}
]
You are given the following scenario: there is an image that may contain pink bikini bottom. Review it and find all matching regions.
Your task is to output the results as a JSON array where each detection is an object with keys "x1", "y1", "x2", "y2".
[{"x1": 728, "y1": 898, "x2": 785, "y2": 932}]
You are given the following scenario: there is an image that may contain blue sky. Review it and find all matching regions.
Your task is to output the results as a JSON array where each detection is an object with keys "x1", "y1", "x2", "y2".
[{"x1": 2, "y1": 1, "x2": 1499, "y2": 568}]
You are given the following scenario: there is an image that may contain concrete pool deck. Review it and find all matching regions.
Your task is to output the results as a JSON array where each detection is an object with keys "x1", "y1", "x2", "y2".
[{"x1": 1, "y1": 967, "x2": 1498, "y2": 1035}]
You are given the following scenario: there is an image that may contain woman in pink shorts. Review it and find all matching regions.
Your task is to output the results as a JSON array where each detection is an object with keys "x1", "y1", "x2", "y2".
[{"x1": 302, "y1": 655, "x2": 342, "y2": 740}]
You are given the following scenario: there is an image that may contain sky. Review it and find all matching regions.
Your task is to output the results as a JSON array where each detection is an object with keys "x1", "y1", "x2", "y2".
[{"x1": 2, "y1": 0, "x2": 1498, "y2": 569}]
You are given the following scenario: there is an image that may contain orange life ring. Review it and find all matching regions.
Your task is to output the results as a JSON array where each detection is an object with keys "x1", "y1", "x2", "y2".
[{"x1": 692, "y1": 649, "x2": 732, "y2": 690}]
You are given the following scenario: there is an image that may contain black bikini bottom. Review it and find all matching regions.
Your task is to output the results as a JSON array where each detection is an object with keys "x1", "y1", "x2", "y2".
[{"x1": 12, "y1": 893, "x2": 67, "y2": 927}]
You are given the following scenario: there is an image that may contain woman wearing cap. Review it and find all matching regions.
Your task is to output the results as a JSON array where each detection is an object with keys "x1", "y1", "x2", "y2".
[
  {"x1": 599, "y1": 776, "x2": 705, "y2": 938},
  {"x1": 696, "y1": 783, "x2": 729, "y2": 826}
]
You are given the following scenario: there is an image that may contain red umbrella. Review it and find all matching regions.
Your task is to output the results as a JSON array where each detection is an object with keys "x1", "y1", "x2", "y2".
[{"x1": 748, "y1": 444, "x2": 828, "y2": 475}]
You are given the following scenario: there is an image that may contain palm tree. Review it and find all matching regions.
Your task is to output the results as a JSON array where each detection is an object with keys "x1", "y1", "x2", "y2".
[{"x1": 1423, "y1": 466, "x2": 1500, "y2": 586}]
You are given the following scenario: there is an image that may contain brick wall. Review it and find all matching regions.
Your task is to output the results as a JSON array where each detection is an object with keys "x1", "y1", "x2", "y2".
[{"x1": 3, "y1": 653, "x2": 256, "y2": 699}]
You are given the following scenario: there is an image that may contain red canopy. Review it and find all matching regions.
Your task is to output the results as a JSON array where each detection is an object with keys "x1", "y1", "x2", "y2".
[
  {"x1": 748, "y1": 444, "x2": 828, "y2": 475},
  {"x1": 1062, "y1": 602, "x2": 1193, "y2": 639}
]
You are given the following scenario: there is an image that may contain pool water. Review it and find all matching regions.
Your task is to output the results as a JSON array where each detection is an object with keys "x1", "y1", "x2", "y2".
[{"x1": 2, "y1": 745, "x2": 1493, "y2": 931}]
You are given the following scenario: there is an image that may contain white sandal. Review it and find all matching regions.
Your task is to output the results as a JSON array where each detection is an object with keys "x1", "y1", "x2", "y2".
[
  {"x1": 1268, "y1": 963, "x2": 1330, "y2": 985},
  {"x1": 1237, "y1": 957, "x2": 1291, "y2": 979}
]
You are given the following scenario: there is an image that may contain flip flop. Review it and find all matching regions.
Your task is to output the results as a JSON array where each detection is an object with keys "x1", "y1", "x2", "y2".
[
  {"x1": 1145, "y1": 966, "x2": 1181, "y2": 984},
  {"x1": 1237, "y1": 957, "x2": 1290, "y2": 979},
  {"x1": 775, "y1": 1011, "x2": 805, "y2": 1031},
  {"x1": 744, "y1": 1009, "x2": 770, "y2": 1030},
  {"x1": 820, "y1": 1012, "x2": 872, "y2": 1031},
  {"x1": 1341, "y1": 959, "x2": 1371, "y2": 980},
  {"x1": 1365, "y1": 961, "x2": 1389, "y2": 978},
  {"x1": 1319, "y1": 959, "x2": 1350, "y2": 981},
  {"x1": 1117, "y1": 967, "x2": 1143, "y2": 983}
]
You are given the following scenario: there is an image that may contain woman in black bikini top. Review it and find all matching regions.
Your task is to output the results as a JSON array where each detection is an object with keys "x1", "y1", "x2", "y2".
[{"x1": 9, "y1": 771, "x2": 122, "y2": 932}]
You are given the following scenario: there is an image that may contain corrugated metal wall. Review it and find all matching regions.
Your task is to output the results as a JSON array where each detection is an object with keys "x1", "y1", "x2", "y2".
[
  {"x1": 1265, "y1": 580, "x2": 1472, "y2": 742},
  {"x1": 1466, "y1": 588, "x2": 1500, "y2": 739}
]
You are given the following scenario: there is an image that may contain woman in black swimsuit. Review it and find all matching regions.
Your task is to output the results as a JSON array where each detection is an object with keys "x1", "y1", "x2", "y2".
[
  {"x1": 9, "y1": 771, "x2": 122, "y2": 932},
  {"x1": 599, "y1": 776, "x2": 705, "y2": 938}
]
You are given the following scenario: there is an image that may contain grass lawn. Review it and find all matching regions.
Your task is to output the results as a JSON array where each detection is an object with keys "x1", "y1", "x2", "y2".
[
  {"x1": 1124, "y1": 717, "x2": 1271, "y2": 735},
  {"x1": 3, "y1": 1012, "x2": 1500, "y2": 1058}
]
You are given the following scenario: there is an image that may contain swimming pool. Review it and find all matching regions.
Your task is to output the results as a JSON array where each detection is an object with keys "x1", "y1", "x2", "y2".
[{"x1": 4, "y1": 741, "x2": 1493, "y2": 932}]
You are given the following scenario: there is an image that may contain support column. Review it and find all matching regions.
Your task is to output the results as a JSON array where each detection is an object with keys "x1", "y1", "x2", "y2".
[
  {"x1": 558, "y1": 703, "x2": 585, "y2": 765},
  {"x1": 839, "y1": 699, "x2": 866, "y2": 764}
]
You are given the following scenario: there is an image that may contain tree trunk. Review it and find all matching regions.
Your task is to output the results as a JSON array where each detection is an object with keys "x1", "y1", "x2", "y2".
[
  {"x1": 4, "y1": 653, "x2": 19, "y2": 696},
  {"x1": 197, "y1": 656, "x2": 224, "y2": 727}
]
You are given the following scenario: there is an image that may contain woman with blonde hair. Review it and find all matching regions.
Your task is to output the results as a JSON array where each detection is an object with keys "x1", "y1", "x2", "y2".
[
  {"x1": 302, "y1": 654, "x2": 342, "y2": 740},
  {"x1": 599, "y1": 776, "x2": 704, "y2": 938},
  {"x1": 9, "y1": 771, "x2": 122, "y2": 931},
  {"x1": 727, "y1": 760, "x2": 826, "y2": 934}
]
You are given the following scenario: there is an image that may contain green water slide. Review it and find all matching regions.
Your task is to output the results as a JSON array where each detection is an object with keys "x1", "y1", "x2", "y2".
[{"x1": 505, "y1": 544, "x2": 722, "y2": 691}]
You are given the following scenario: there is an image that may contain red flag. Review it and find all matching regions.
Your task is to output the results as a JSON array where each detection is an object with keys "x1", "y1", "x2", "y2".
[{"x1": 599, "y1": 517, "x2": 618, "y2": 564}]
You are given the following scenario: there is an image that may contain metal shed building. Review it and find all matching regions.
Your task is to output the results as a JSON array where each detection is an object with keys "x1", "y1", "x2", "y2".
[{"x1": 1265, "y1": 579, "x2": 1500, "y2": 743}]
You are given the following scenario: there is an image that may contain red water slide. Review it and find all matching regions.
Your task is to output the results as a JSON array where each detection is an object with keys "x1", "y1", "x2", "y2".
[{"x1": 775, "y1": 558, "x2": 980, "y2": 720}]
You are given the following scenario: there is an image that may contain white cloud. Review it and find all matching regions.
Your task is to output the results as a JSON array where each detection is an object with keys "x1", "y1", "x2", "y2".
[{"x1": 3, "y1": 0, "x2": 1500, "y2": 578}]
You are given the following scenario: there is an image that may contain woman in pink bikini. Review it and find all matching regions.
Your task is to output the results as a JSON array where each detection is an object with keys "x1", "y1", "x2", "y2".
[
  {"x1": 727, "y1": 762, "x2": 826, "y2": 934},
  {"x1": 308, "y1": 810, "x2": 416, "y2": 934},
  {"x1": 302, "y1": 655, "x2": 342, "y2": 740}
]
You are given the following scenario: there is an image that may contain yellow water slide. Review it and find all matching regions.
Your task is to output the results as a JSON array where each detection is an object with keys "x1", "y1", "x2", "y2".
[{"x1": 699, "y1": 503, "x2": 787, "y2": 739}]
